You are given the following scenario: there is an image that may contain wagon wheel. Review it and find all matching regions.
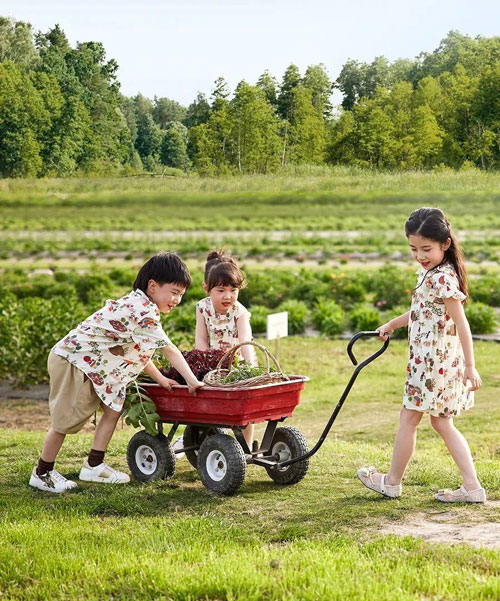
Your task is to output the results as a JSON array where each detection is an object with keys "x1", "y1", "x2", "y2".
[
  {"x1": 182, "y1": 426, "x2": 228, "y2": 469},
  {"x1": 197, "y1": 433, "x2": 246, "y2": 496},
  {"x1": 265, "y1": 426, "x2": 309, "y2": 485},
  {"x1": 127, "y1": 430, "x2": 175, "y2": 482}
]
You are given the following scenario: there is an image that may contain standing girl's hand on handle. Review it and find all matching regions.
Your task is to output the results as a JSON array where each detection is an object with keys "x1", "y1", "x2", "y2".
[
  {"x1": 464, "y1": 366, "x2": 482, "y2": 391},
  {"x1": 377, "y1": 311, "x2": 410, "y2": 339},
  {"x1": 377, "y1": 321, "x2": 394, "y2": 340}
]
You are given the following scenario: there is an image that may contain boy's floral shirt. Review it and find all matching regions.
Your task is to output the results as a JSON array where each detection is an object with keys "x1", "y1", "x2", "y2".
[
  {"x1": 197, "y1": 297, "x2": 250, "y2": 353},
  {"x1": 404, "y1": 262, "x2": 473, "y2": 417},
  {"x1": 53, "y1": 289, "x2": 171, "y2": 411}
]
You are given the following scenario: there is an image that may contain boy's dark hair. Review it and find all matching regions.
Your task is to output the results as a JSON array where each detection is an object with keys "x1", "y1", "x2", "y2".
[
  {"x1": 204, "y1": 249, "x2": 246, "y2": 291},
  {"x1": 405, "y1": 207, "x2": 468, "y2": 299},
  {"x1": 133, "y1": 252, "x2": 191, "y2": 293}
]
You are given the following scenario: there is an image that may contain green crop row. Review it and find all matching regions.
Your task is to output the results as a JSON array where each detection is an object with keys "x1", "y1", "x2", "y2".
[{"x1": 1, "y1": 265, "x2": 497, "y2": 386}]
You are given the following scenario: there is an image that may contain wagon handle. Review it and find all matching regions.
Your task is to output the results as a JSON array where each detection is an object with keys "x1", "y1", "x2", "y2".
[
  {"x1": 275, "y1": 331, "x2": 389, "y2": 469},
  {"x1": 347, "y1": 331, "x2": 390, "y2": 366},
  {"x1": 215, "y1": 340, "x2": 287, "y2": 378}
]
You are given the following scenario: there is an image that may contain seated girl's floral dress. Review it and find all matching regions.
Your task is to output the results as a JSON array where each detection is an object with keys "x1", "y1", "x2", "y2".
[{"x1": 196, "y1": 297, "x2": 250, "y2": 354}]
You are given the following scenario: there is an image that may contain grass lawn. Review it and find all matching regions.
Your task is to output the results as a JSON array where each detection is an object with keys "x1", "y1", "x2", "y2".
[{"x1": 1, "y1": 338, "x2": 499, "y2": 600}]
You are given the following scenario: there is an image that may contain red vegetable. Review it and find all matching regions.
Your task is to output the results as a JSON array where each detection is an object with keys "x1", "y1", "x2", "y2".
[{"x1": 161, "y1": 349, "x2": 228, "y2": 384}]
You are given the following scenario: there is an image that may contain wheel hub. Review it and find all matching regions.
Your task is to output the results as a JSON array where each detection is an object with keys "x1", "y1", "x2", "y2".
[
  {"x1": 206, "y1": 450, "x2": 227, "y2": 481},
  {"x1": 135, "y1": 444, "x2": 158, "y2": 475},
  {"x1": 272, "y1": 441, "x2": 291, "y2": 471}
]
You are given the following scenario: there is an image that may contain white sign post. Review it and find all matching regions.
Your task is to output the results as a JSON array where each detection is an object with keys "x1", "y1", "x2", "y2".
[{"x1": 266, "y1": 311, "x2": 288, "y2": 361}]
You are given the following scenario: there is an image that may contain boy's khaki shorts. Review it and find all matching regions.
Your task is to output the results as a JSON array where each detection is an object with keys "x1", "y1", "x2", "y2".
[{"x1": 48, "y1": 352, "x2": 102, "y2": 434}]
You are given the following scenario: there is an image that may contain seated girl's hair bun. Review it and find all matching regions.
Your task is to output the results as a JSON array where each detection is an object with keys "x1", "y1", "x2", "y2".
[
  {"x1": 205, "y1": 249, "x2": 239, "y2": 282},
  {"x1": 206, "y1": 249, "x2": 226, "y2": 262}
]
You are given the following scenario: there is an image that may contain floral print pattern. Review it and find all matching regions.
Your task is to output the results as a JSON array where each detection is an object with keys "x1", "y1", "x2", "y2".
[
  {"x1": 197, "y1": 297, "x2": 250, "y2": 353},
  {"x1": 53, "y1": 289, "x2": 171, "y2": 411},
  {"x1": 403, "y1": 262, "x2": 473, "y2": 417}
]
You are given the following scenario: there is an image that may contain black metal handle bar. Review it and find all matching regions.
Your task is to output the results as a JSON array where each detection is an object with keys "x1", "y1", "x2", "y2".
[{"x1": 276, "y1": 331, "x2": 390, "y2": 468}]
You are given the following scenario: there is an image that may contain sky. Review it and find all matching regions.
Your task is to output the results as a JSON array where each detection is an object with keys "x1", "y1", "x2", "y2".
[{"x1": 2, "y1": 0, "x2": 500, "y2": 107}]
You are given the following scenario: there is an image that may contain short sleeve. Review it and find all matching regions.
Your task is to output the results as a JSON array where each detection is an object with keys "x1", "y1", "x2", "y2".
[
  {"x1": 131, "y1": 312, "x2": 171, "y2": 350},
  {"x1": 234, "y1": 301, "x2": 250, "y2": 320},
  {"x1": 429, "y1": 271, "x2": 466, "y2": 303}
]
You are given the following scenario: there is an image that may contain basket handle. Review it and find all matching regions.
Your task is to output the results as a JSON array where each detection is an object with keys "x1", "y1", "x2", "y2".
[{"x1": 215, "y1": 340, "x2": 284, "y2": 376}]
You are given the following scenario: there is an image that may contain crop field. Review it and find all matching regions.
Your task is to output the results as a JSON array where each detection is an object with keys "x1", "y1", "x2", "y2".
[
  {"x1": 2, "y1": 170, "x2": 500, "y2": 263},
  {"x1": 1, "y1": 171, "x2": 500, "y2": 600}
]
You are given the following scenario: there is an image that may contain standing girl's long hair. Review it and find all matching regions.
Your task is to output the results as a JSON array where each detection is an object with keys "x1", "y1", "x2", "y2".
[{"x1": 405, "y1": 207, "x2": 468, "y2": 299}]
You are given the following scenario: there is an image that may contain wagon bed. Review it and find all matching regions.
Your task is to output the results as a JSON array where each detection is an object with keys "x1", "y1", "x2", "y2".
[{"x1": 141, "y1": 375, "x2": 308, "y2": 427}]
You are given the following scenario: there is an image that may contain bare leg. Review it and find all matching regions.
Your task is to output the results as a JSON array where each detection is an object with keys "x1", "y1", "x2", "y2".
[
  {"x1": 384, "y1": 407, "x2": 423, "y2": 486},
  {"x1": 430, "y1": 416, "x2": 481, "y2": 491},
  {"x1": 40, "y1": 428, "x2": 66, "y2": 463},
  {"x1": 91, "y1": 402, "x2": 122, "y2": 452},
  {"x1": 242, "y1": 424, "x2": 255, "y2": 448}
]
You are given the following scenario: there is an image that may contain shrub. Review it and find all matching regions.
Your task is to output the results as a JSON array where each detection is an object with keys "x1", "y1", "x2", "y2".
[
  {"x1": 465, "y1": 302, "x2": 498, "y2": 334},
  {"x1": 164, "y1": 300, "x2": 197, "y2": 333},
  {"x1": 382, "y1": 305, "x2": 409, "y2": 339},
  {"x1": 469, "y1": 275, "x2": 500, "y2": 307},
  {"x1": 249, "y1": 305, "x2": 271, "y2": 334},
  {"x1": 277, "y1": 299, "x2": 309, "y2": 334},
  {"x1": 0, "y1": 293, "x2": 87, "y2": 385},
  {"x1": 349, "y1": 304, "x2": 380, "y2": 333},
  {"x1": 312, "y1": 298, "x2": 345, "y2": 337},
  {"x1": 368, "y1": 265, "x2": 414, "y2": 309}
]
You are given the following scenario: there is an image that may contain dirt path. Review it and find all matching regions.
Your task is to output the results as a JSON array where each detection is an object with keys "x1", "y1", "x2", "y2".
[{"x1": 382, "y1": 507, "x2": 500, "y2": 549}]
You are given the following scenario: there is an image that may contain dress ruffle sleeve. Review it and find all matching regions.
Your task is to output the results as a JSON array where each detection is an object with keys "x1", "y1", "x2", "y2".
[{"x1": 429, "y1": 270, "x2": 466, "y2": 303}]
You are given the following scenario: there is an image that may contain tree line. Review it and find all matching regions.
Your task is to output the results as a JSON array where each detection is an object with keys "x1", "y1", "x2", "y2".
[{"x1": 1, "y1": 18, "x2": 500, "y2": 177}]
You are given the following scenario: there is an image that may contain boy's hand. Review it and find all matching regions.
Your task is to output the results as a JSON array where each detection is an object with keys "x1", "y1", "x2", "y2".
[
  {"x1": 464, "y1": 366, "x2": 482, "y2": 391},
  {"x1": 158, "y1": 376, "x2": 178, "y2": 391},
  {"x1": 187, "y1": 380, "x2": 205, "y2": 396},
  {"x1": 377, "y1": 321, "x2": 394, "y2": 340}
]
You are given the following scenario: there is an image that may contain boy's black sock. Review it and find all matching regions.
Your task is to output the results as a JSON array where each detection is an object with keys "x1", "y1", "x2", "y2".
[
  {"x1": 36, "y1": 458, "x2": 55, "y2": 476},
  {"x1": 87, "y1": 448, "x2": 105, "y2": 467}
]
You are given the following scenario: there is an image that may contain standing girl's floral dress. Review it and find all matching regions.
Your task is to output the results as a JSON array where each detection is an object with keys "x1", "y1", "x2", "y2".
[{"x1": 404, "y1": 262, "x2": 473, "y2": 417}]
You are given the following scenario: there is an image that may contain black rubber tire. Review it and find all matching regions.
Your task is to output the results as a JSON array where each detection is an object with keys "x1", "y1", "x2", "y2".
[
  {"x1": 183, "y1": 426, "x2": 227, "y2": 469},
  {"x1": 197, "y1": 433, "x2": 247, "y2": 496},
  {"x1": 127, "y1": 430, "x2": 176, "y2": 482},
  {"x1": 265, "y1": 426, "x2": 309, "y2": 485}
]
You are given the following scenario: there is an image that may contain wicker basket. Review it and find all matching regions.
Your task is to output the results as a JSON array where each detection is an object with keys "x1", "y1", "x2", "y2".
[{"x1": 203, "y1": 341, "x2": 290, "y2": 388}]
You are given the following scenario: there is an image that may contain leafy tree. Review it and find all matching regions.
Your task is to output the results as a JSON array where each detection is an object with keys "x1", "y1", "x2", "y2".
[
  {"x1": 277, "y1": 64, "x2": 301, "y2": 120},
  {"x1": 287, "y1": 86, "x2": 326, "y2": 164},
  {"x1": 211, "y1": 77, "x2": 230, "y2": 108},
  {"x1": 153, "y1": 96, "x2": 187, "y2": 128},
  {"x1": 256, "y1": 70, "x2": 278, "y2": 107},
  {"x1": 161, "y1": 121, "x2": 190, "y2": 170},
  {"x1": 135, "y1": 112, "x2": 163, "y2": 167},
  {"x1": 0, "y1": 17, "x2": 38, "y2": 67},
  {"x1": 230, "y1": 81, "x2": 281, "y2": 173},
  {"x1": 0, "y1": 61, "x2": 48, "y2": 176},
  {"x1": 352, "y1": 97, "x2": 396, "y2": 168},
  {"x1": 184, "y1": 92, "x2": 211, "y2": 128},
  {"x1": 189, "y1": 97, "x2": 232, "y2": 175},
  {"x1": 335, "y1": 59, "x2": 368, "y2": 110},
  {"x1": 302, "y1": 63, "x2": 333, "y2": 118}
]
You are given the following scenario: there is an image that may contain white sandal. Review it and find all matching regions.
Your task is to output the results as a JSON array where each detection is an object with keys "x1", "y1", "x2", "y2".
[
  {"x1": 434, "y1": 485, "x2": 486, "y2": 504},
  {"x1": 357, "y1": 466, "x2": 402, "y2": 498}
]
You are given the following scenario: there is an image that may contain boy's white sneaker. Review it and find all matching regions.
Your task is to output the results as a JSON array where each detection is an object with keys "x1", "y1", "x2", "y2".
[
  {"x1": 29, "y1": 468, "x2": 78, "y2": 493},
  {"x1": 79, "y1": 461, "x2": 130, "y2": 484}
]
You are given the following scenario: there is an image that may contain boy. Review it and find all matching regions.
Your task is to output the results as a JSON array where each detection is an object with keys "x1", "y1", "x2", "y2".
[{"x1": 30, "y1": 252, "x2": 204, "y2": 493}]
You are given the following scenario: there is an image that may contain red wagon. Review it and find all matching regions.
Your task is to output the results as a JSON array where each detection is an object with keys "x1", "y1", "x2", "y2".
[{"x1": 126, "y1": 332, "x2": 389, "y2": 495}]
